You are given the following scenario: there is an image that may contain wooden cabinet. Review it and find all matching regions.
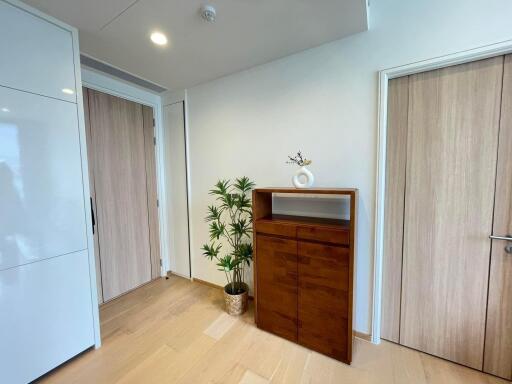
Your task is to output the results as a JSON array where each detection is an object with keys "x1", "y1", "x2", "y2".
[{"x1": 253, "y1": 188, "x2": 357, "y2": 364}]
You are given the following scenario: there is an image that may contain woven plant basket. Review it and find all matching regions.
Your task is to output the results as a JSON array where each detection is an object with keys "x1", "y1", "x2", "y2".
[{"x1": 224, "y1": 283, "x2": 248, "y2": 316}]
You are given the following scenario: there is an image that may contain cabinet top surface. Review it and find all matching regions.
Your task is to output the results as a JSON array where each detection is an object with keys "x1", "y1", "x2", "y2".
[{"x1": 253, "y1": 187, "x2": 358, "y2": 194}]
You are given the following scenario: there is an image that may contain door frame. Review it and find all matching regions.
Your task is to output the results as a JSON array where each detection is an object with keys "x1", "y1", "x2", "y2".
[
  {"x1": 81, "y1": 66, "x2": 169, "y2": 277},
  {"x1": 372, "y1": 39, "x2": 512, "y2": 344}
]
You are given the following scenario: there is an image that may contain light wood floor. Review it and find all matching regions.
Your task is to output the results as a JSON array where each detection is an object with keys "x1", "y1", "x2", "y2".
[{"x1": 38, "y1": 275, "x2": 508, "y2": 384}]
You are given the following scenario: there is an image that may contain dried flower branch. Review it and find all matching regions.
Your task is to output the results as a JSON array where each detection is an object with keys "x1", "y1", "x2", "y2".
[{"x1": 286, "y1": 150, "x2": 312, "y2": 166}]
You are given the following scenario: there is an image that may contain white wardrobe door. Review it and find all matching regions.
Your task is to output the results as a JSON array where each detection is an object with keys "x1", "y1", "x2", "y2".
[
  {"x1": 0, "y1": 250, "x2": 94, "y2": 384},
  {"x1": 0, "y1": 86, "x2": 87, "y2": 271},
  {"x1": 164, "y1": 102, "x2": 191, "y2": 277},
  {"x1": 0, "y1": 0, "x2": 76, "y2": 102}
]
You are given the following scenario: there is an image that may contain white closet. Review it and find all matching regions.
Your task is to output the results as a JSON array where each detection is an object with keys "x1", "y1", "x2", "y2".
[{"x1": 0, "y1": 1, "x2": 98, "y2": 383}]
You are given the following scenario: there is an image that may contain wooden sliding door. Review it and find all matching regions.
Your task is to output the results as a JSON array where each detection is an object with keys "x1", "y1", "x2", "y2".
[
  {"x1": 382, "y1": 56, "x2": 508, "y2": 373},
  {"x1": 84, "y1": 88, "x2": 160, "y2": 302}
]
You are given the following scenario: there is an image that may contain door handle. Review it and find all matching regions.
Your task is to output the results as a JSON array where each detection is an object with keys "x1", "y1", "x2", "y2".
[
  {"x1": 90, "y1": 197, "x2": 96, "y2": 235},
  {"x1": 489, "y1": 235, "x2": 512, "y2": 241},
  {"x1": 489, "y1": 235, "x2": 512, "y2": 254}
]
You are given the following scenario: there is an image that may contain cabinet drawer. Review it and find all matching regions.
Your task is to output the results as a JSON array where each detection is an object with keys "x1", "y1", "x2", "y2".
[
  {"x1": 297, "y1": 226, "x2": 349, "y2": 245},
  {"x1": 255, "y1": 220, "x2": 296, "y2": 238}
]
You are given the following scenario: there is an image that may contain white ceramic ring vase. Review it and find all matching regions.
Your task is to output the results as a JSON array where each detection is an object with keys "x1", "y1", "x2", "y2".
[{"x1": 293, "y1": 166, "x2": 314, "y2": 188}]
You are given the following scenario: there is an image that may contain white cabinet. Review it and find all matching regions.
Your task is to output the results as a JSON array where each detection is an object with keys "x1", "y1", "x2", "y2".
[
  {"x1": 0, "y1": 85, "x2": 88, "y2": 271},
  {"x1": 0, "y1": 1, "x2": 76, "y2": 102},
  {"x1": 0, "y1": 250, "x2": 94, "y2": 384},
  {"x1": 0, "y1": 1, "x2": 98, "y2": 383}
]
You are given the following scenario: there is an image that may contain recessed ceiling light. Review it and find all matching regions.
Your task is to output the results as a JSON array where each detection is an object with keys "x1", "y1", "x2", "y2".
[
  {"x1": 62, "y1": 88, "x2": 75, "y2": 95},
  {"x1": 1, "y1": 107, "x2": 9, "y2": 112},
  {"x1": 150, "y1": 31, "x2": 168, "y2": 46}
]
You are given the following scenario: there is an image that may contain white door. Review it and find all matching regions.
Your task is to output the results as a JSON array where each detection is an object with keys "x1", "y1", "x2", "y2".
[{"x1": 164, "y1": 102, "x2": 191, "y2": 277}]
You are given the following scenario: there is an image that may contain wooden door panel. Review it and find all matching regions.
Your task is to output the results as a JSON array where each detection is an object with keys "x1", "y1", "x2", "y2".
[
  {"x1": 381, "y1": 76, "x2": 409, "y2": 342},
  {"x1": 484, "y1": 54, "x2": 512, "y2": 380},
  {"x1": 82, "y1": 88, "x2": 104, "y2": 304},
  {"x1": 256, "y1": 235, "x2": 297, "y2": 342},
  {"x1": 142, "y1": 105, "x2": 161, "y2": 280},
  {"x1": 400, "y1": 57, "x2": 503, "y2": 369},
  {"x1": 87, "y1": 89, "x2": 152, "y2": 301},
  {"x1": 298, "y1": 241, "x2": 349, "y2": 362}
]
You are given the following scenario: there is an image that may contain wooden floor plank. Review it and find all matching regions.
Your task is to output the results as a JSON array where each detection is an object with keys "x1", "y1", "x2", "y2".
[{"x1": 38, "y1": 275, "x2": 508, "y2": 384}]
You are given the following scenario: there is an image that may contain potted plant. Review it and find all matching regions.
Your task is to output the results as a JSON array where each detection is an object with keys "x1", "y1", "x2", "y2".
[{"x1": 201, "y1": 176, "x2": 256, "y2": 315}]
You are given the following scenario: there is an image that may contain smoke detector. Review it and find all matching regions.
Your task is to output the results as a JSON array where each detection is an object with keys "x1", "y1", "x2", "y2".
[{"x1": 200, "y1": 4, "x2": 216, "y2": 23}]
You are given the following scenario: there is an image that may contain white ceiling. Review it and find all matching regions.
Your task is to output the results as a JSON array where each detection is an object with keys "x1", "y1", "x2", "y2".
[{"x1": 23, "y1": 0, "x2": 369, "y2": 91}]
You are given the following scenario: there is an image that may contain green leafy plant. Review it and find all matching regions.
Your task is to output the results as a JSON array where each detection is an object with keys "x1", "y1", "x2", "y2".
[{"x1": 202, "y1": 177, "x2": 256, "y2": 295}]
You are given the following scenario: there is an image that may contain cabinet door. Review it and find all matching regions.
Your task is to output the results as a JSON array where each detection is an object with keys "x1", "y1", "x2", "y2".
[
  {"x1": 256, "y1": 235, "x2": 297, "y2": 342},
  {"x1": 298, "y1": 241, "x2": 350, "y2": 362},
  {"x1": 0, "y1": 1, "x2": 76, "y2": 102},
  {"x1": 0, "y1": 85, "x2": 87, "y2": 271},
  {"x1": 0, "y1": 250, "x2": 94, "y2": 383}
]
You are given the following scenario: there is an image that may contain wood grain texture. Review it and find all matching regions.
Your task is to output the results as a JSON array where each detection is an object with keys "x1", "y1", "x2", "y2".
[
  {"x1": 348, "y1": 189, "x2": 357, "y2": 362},
  {"x1": 39, "y1": 276, "x2": 508, "y2": 384},
  {"x1": 142, "y1": 105, "x2": 161, "y2": 280},
  {"x1": 87, "y1": 89, "x2": 152, "y2": 302},
  {"x1": 381, "y1": 76, "x2": 409, "y2": 343},
  {"x1": 256, "y1": 235, "x2": 298, "y2": 343},
  {"x1": 484, "y1": 54, "x2": 512, "y2": 380},
  {"x1": 252, "y1": 188, "x2": 356, "y2": 363},
  {"x1": 252, "y1": 189, "x2": 272, "y2": 326},
  {"x1": 297, "y1": 225, "x2": 349, "y2": 246},
  {"x1": 298, "y1": 241, "x2": 350, "y2": 362},
  {"x1": 400, "y1": 57, "x2": 504, "y2": 369},
  {"x1": 82, "y1": 87, "x2": 104, "y2": 304}
]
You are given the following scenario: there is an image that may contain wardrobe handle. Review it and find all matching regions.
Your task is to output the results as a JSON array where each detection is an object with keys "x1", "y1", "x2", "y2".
[{"x1": 90, "y1": 197, "x2": 96, "y2": 235}]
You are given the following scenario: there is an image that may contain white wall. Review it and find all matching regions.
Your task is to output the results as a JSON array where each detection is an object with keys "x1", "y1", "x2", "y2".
[{"x1": 186, "y1": 0, "x2": 512, "y2": 334}]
